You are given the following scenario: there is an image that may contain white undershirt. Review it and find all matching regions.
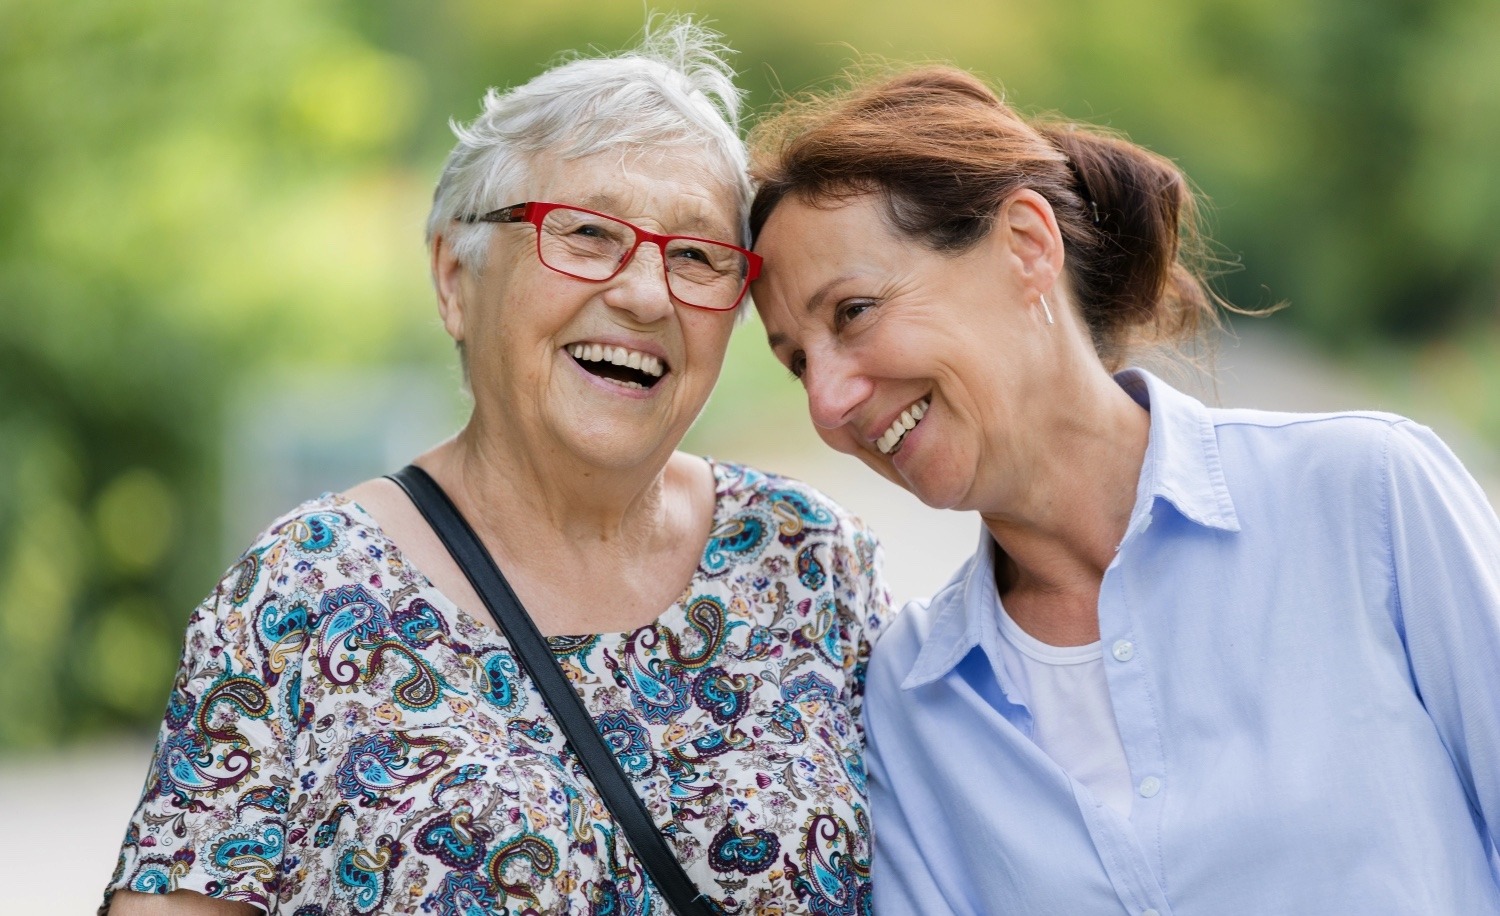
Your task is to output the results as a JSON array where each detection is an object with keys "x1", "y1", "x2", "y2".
[{"x1": 996, "y1": 605, "x2": 1134, "y2": 818}]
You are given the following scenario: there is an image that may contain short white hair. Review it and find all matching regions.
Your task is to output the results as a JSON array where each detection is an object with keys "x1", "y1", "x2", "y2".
[{"x1": 426, "y1": 17, "x2": 750, "y2": 272}]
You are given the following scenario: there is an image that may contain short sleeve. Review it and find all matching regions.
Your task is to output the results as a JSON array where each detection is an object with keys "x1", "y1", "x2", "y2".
[
  {"x1": 102, "y1": 533, "x2": 301, "y2": 912},
  {"x1": 830, "y1": 512, "x2": 896, "y2": 736},
  {"x1": 1384, "y1": 420, "x2": 1500, "y2": 851}
]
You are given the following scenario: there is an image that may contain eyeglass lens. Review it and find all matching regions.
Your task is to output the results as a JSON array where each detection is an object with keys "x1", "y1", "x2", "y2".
[{"x1": 537, "y1": 207, "x2": 750, "y2": 310}]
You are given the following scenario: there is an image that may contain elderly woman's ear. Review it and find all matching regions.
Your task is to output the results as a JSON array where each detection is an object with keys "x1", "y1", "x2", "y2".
[
  {"x1": 430, "y1": 229, "x2": 469, "y2": 346},
  {"x1": 994, "y1": 188, "x2": 1066, "y2": 303}
]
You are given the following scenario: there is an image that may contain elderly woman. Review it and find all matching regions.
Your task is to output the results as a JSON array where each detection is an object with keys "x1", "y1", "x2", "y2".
[
  {"x1": 749, "y1": 67, "x2": 1500, "y2": 914},
  {"x1": 103, "y1": 23, "x2": 890, "y2": 915}
]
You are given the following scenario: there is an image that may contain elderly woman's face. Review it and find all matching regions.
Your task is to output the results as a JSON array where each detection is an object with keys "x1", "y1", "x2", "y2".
[
  {"x1": 449, "y1": 148, "x2": 741, "y2": 472},
  {"x1": 753, "y1": 192, "x2": 1057, "y2": 512}
]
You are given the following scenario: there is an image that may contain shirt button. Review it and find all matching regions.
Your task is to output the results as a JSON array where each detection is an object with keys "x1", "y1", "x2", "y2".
[
  {"x1": 1138, "y1": 776, "x2": 1162, "y2": 798},
  {"x1": 1142, "y1": 910, "x2": 1161, "y2": 916},
  {"x1": 1111, "y1": 640, "x2": 1135, "y2": 662}
]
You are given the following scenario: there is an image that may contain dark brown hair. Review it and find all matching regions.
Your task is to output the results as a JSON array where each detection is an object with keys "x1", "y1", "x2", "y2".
[{"x1": 749, "y1": 66, "x2": 1222, "y2": 367}]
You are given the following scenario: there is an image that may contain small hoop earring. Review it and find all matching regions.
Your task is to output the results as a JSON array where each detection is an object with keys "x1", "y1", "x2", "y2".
[{"x1": 1040, "y1": 294, "x2": 1055, "y2": 326}]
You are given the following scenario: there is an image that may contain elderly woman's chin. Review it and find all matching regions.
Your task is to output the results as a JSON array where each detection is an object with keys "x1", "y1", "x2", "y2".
[
  {"x1": 551, "y1": 371, "x2": 719, "y2": 470},
  {"x1": 459, "y1": 352, "x2": 717, "y2": 472},
  {"x1": 464, "y1": 327, "x2": 728, "y2": 473}
]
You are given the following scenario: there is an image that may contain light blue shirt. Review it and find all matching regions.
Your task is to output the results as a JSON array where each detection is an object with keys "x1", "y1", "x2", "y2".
[{"x1": 866, "y1": 369, "x2": 1500, "y2": 915}]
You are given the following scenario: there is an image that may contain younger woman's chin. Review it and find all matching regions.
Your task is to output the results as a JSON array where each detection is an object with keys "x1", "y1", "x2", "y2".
[
  {"x1": 849, "y1": 453, "x2": 956, "y2": 511},
  {"x1": 896, "y1": 461, "x2": 977, "y2": 512}
]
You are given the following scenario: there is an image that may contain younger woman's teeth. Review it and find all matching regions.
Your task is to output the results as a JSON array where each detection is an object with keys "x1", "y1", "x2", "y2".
[
  {"x1": 877, "y1": 398, "x2": 929, "y2": 455},
  {"x1": 567, "y1": 343, "x2": 663, "y2": 377}
]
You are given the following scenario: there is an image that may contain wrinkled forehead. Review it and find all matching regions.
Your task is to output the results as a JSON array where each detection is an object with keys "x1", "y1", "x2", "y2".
[{"x1": 530, "y1": 145, "x2": 744, "y2": 242}]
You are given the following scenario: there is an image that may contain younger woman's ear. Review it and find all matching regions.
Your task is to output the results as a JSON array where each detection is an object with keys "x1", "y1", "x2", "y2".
[
  {"x1": 994, "y1": 188, "x2": 1065, "y2": 296},
  {"x1": 430, "y1": 231, "x2": 468, "y2": 344}
]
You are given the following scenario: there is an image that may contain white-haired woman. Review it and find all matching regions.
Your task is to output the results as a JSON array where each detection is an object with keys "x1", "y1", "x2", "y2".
[{"x1": 103, "y1": 21, "x2": 890, "y2": 915}]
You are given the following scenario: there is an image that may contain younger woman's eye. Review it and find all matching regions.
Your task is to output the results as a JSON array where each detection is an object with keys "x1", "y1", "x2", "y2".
[
  {"x1": 834, "y1": 299, "x2": 876, "y2": 328},
  {"x1": 786, "y1": 352, "x2": 806, "y2": 380}
]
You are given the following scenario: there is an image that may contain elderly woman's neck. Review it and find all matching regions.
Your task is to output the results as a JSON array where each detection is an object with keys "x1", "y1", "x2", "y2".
[
  {"x1": 431, "y1": 424, "x2": 691, "y2": 549},
  {"x1": 362, "y1": 428, "x2": 715, "y2": 637}
]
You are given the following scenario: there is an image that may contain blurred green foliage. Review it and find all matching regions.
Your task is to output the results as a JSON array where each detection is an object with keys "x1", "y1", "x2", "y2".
[{"x1": 1, "y1": 0, "x2": 1497, "y2": 749}]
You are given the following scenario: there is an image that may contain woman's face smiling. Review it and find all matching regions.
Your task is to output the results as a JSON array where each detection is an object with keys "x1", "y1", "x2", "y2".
[
  {"x1": 436, "y1": 148, "x2": 741, "y2": 474},
  {"x1": 752, "y1": 191, "x2": 1061, "y2": 512}
]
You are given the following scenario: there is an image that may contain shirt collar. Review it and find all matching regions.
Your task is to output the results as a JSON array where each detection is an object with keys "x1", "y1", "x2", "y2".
[
  {"x1": 903, "y1": 523, "x2": 1010, "y2": 690},
  {"x1": 900, "y1": 367, "x2": 1239, "y2": 691},
  {"x1": 1117, "y1": 367, "x2": 1240, "y2": 533}
]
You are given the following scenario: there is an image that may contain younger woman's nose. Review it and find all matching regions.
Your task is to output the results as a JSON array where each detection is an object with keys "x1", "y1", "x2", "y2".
[{"x1": 802, "y1": 354, "x2": 872, "y2": 431}]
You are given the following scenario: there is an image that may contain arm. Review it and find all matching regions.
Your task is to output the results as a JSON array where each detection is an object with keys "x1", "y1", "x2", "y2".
[
  {"x1": 103, "y1": 538, "x2": 297, "y2": 910},
  {"x1": 108, "y1": 890, "x2": 260, "y2": 915},
  {"x1": 1385, "y1": 420, "x2": 1500, "y2": 845}
]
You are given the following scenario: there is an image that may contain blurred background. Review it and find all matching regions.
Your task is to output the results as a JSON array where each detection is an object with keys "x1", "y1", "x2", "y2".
[{"x1": 2, "y1": 0, "x2": 1498, "y2": 908}]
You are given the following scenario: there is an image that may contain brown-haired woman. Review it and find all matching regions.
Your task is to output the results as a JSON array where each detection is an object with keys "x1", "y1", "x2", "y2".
[{"x1": 750, "y1": 66, "x2": 1500, "y2": 914}]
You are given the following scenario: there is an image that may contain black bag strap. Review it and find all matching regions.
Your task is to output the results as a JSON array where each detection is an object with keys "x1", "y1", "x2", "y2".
[{"x1": 386, "y1": 464, "x2": 713, "y2": 915}]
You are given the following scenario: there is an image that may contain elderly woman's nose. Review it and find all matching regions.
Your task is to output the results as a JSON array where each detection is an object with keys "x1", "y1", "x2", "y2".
[
  {"x1": 604, "y1": 243, "x2": 676, "y2": 320},
  {"x1": 803, "y1": 354, "x2": 871, "y2": 430}
]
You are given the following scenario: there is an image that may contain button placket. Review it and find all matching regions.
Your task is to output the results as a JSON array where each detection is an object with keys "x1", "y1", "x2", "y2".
[{"x1": 1096, "y1": 514, "x2": 1171, "y2": 914}]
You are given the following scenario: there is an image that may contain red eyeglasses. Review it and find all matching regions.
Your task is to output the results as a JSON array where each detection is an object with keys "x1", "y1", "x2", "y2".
[{"x1": 465, "y1": 201, "x2": 761, "y2": 312}]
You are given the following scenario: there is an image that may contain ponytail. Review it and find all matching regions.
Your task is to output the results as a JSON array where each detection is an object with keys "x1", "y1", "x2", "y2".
[{"x1": 1037, "y1": 123, "x2": 1217, "y2": 365}]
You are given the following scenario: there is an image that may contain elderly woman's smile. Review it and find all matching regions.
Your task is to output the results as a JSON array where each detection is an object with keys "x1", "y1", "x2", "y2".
[{"x1": 565, "y1": 341, "x2": 667, "y2": 390}]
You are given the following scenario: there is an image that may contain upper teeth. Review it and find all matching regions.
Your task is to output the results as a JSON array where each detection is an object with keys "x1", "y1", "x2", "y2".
[
  {"x1": 567, "y1": 343, "x2": 664, "y2": 378},
  {"x1": 877, "y1": 399, "x2": 929, "y2": 455}
]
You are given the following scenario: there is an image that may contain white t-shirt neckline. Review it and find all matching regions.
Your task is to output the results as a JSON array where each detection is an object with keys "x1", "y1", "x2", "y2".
[{"x1": 995, "y1": 601, "x2": 1134, "y2": 818}]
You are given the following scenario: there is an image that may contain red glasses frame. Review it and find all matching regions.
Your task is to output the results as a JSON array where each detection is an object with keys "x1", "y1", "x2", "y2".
[{"x1": 464, "y1": 201, "x2": 762, "y2": 312}]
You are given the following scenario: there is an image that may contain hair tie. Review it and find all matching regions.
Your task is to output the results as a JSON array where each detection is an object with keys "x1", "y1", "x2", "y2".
[{"x1": 1064, "y1": 156, "x2": 1102, "y2": 227}]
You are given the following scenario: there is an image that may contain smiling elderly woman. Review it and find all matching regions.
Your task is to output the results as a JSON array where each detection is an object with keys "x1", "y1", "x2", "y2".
[{"x1": 102, "y1": 22, "x2": 890, "y2": 916}]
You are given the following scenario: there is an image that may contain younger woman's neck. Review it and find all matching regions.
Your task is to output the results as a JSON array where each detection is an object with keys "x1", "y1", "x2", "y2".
[{"x1": 979, "y1": 369, "x2": 1150, "y2": 642}]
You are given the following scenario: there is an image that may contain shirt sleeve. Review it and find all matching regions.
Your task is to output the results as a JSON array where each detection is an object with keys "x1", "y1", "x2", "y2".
[
  {"x1": 1384, "y1": 420, "x2": 1500, "y2": 853},
  {"x1": 102, "y1": 533, "x2": 300, "y2": 913},
  {"x1": 864, "y1": 608, "x2": 963, "y2": 916}
]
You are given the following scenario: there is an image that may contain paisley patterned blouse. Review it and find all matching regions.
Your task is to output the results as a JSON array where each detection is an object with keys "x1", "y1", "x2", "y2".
[{"x1": 103, "y1": 460, "x2": 892, "y2": 916}]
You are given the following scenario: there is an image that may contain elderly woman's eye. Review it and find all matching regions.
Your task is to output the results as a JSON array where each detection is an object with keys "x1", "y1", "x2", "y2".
[
  {"x1": 787, "y1": 352, "x2": 807, "y2": 380},
  {"x1": 571, "y1": 222, "x2": 610, "y2": 239},
  {"x1": 668, "y1": 242, "x2": 739, "y2": 277},
  {"x1": 549, "y1": 220, "x2": 628, "y2": 260},
  {"x1": 673, "y1": 244, "x2": 711, "y2": 263}
]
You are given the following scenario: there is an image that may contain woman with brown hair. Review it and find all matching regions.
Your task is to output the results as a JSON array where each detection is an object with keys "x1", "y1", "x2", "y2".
[{"x1": 749, "y1": 66, "x2": 1500, "y2": 913}]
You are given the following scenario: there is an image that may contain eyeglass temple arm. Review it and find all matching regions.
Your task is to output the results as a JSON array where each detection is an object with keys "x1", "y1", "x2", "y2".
[{"x1": 461, "y1": 203, "x2": 530, "y2": 224}]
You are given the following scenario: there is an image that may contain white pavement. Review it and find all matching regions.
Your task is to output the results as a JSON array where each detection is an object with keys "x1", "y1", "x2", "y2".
[
  {"x1": 0, "y1": 736, "x2": 153, "y2": 914},
  {"x1": 4, "y1": 325, "x2": 1495, "y2": 914}
]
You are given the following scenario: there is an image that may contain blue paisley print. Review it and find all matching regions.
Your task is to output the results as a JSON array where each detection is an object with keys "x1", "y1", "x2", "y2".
[{"x1": 102, "y1": 460, "x2": 891, "y2": 915}]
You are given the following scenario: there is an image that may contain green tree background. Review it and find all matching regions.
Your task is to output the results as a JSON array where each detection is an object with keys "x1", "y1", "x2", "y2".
[{"x1": 1, "y1": 0, "x2": 1497, "y2": 750}]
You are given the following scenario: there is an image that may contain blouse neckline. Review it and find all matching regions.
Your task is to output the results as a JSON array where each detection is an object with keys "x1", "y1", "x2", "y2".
[{"x1": 330, "y1": 455, "x2": 734, "y2": 645}]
